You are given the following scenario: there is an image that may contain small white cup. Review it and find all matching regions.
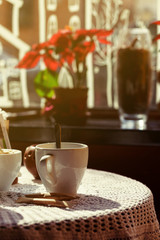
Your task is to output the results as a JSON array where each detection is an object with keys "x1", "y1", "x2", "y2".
[
  {"x1": 0, "y1": 149, "x2": 22, "y2": 191},
  {"x1": 35, "y1": 142, "x2": 88, "y2": 195}
]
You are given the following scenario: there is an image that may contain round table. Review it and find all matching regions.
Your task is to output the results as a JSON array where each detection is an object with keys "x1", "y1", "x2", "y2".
[{"x1": 0, "y1": 167, "x2": 159, "y2": 240}]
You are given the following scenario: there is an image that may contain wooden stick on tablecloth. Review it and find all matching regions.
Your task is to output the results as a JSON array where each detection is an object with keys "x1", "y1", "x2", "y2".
[
  {"x1": 16, "y1": 196, "x2": 70, "y2": 208},
  {"x1": 25, "y1": 192, "x2": 79, "y2": 200}
]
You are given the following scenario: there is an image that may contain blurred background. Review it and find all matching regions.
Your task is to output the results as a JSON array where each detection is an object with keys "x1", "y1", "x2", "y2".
[{"x1": 0, "y1": 0, "x2": 158, "y2": 111}]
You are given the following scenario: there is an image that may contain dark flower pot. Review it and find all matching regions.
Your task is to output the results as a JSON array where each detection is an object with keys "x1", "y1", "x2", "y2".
[{"x1": 44, "y1": 87, "x2": 88, "y2": 125}]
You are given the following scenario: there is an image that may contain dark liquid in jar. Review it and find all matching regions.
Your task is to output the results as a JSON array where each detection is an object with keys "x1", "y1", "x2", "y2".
[{"x1": 117, "y1": 48, "x2": 152, "y2": 114}]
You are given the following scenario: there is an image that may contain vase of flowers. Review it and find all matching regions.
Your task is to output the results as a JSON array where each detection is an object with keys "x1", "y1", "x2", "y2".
[{"x1": 16, "y1": 27, "x2": 113, "y2": 124}]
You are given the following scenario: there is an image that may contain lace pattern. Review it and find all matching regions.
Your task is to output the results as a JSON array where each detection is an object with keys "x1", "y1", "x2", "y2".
[{"x1": 0, "y1": 167, "x2": 159, "y2": 240}]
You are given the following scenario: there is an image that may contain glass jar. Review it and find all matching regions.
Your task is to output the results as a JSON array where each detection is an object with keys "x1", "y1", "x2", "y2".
[{"x1": 116, "y1": 28, "x2": 153, "y2": 129}]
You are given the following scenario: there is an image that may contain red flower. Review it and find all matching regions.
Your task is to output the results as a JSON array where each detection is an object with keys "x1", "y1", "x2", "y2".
[
  {"x1": 49, "y1": 29, "x2": 72, "y2": 53},
  {"x1": 15, "y1": 41, "x2": 51, "y2": 69},
  {"x1": 16, "y1": 27, "x2": 113, "y2": 87},
  {"x1": 151, "y1": 20, "x2": 160, "y2": 25},
  {"x1": 32, "y1": 41, "x2": 50, "y2": 51},
  {"x1": 61, "y1": 49, "x2": 74, "y2": 65},
  {"x1": 75, "y1": 29, "x2": 113, "y2": 44},
  {"x1": 74, "y1": 41, "x2": 95, "y2": 63},
  {"x1": 153, "y1": 34, "x2": 160, "y2": 42},
  {"x1": 151, "y1": 21, "x2": 160, "y2": 42},
  {"x1": 43, "y1": 55, "x2": 60, "y2": 71},
  {"x1": 16, "y1": 51, "x2": 41, "y2": 69}
]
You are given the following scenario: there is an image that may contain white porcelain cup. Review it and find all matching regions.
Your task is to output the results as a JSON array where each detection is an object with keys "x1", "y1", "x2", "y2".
[
  {"x1": 35, "y1": 142, "x2": 88, "y2": 195},
  {"x1": 0, "y1": 149, "x2": 22, "y2": 191}
]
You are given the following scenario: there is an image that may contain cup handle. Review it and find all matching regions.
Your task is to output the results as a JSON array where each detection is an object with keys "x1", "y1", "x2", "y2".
[{"x1": 39, "y1": 154, "x2": 57, "y2": 185}]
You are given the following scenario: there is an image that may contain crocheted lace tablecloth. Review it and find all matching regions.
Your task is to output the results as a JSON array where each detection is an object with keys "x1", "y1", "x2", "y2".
[{"x1": 0, "y1": 167, "x2": 160, "y2": 240}]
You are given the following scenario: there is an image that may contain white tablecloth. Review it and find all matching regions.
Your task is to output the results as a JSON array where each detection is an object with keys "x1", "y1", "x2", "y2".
[{"x1": 0, "y1": 167, "x2": 160, "y2": 240}]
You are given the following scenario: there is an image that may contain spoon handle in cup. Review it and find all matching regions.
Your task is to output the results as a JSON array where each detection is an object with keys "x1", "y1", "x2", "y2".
[{"x1": 55, "y1": 123, "x2": 61, "y2": 148}]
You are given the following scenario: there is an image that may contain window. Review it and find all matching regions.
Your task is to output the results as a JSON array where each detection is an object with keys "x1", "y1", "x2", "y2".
[
  {"x1": 47, "y1": 0, "x2": 57, "y2": 11},
  {"x1": 0, "y1": 0, "x2": 158, "y2": 110},
  {"x1": 47, "y1": 14, "x2": 58, "y2": 39},
  {"x1": 68, "y1": 0, "x2": 80, "y2": 12}
]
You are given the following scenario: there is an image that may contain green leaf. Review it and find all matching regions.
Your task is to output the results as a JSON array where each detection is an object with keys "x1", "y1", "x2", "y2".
[{"x1": 34, "y1": 69, "x2": 58, "y2": 98}]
